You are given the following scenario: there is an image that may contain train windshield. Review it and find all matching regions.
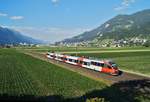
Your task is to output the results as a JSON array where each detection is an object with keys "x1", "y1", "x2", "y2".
[{"x1": 109, "y1": 62, "x2": 118, "y2": 68}]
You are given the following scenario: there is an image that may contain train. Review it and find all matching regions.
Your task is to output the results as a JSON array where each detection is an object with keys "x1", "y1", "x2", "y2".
[{"x1": 46, "y1": 52, "x2": 120, "y2": 75}]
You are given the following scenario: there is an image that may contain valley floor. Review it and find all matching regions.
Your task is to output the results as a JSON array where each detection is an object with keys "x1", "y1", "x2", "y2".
[{"x1": 0, "y1": 48, "x2": 150, "y2": 102}]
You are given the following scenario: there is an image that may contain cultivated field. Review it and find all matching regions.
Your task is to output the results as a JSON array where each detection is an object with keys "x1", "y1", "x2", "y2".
[
  {"x1": 0, "y1": 48, "x2": 149, "y2": 102},
  {"x1": 0, "y1": 49, "x2": 106, "y2": 101}
]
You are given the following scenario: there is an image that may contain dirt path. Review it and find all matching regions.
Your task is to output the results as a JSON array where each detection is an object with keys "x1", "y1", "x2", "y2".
[{"x1": 23, "y1": 51, "x2": 150, "y2": 85}]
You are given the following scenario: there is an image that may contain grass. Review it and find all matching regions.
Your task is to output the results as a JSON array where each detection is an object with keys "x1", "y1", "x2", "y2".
[
  {"x1": 0, "y1": 49, "x2": 106, "y2": 100},
  {"x1": 0, "y1": 48, "x2": 149, "y2": 102},
  {"x1": 70, "y1": 51, "x2": 150, "y2": 75}
]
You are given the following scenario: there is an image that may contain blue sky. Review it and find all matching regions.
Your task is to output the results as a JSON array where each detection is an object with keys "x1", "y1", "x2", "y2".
[{"x1": 0, "y1": 0, "x2": 150, "y2": 43}]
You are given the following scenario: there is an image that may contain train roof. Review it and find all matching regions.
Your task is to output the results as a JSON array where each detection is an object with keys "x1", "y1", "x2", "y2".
[
  {"x1": 48, "y1": 52, "x2": 111, "y2": 63},
  {"x1": 66, "y1": 55, "x2": 79, "y2": 59}
]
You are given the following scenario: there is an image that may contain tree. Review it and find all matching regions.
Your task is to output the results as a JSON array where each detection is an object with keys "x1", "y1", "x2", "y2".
[{"x1": 143, "y1": 40, "x2": 150, "y2": 47}]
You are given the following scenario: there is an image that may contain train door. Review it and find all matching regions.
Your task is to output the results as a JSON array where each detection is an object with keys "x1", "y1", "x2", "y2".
[
  {"x1": 77, "y1": 57, "x2": 84, "y2": 67},
  {"x1": 52, "y1": 54, "x2": 56, "y2": 60},
  {"x1": 63, "y1": 55, "x2": 67, "y2": 63}
]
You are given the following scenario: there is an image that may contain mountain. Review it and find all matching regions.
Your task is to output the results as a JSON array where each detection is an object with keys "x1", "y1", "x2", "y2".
[
  {"x1": 0, "y1": 26, "x2": 42, "y2": 44},
  {"x1": 60, "y1": 9, "x2": 150, "y2": 44}
]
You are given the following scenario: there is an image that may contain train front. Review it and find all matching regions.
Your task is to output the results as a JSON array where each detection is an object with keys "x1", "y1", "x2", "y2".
[{"x1": 108, "y1": 61, "x2": 120, "y2": 75}]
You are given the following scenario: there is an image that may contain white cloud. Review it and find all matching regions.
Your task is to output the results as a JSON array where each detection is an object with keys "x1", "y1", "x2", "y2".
[
  {"x1": 10, "y1": 16, "x2": 24, "y2": 20},
  {"x1": 3, "y1": 26, "x2": 90, "y2": 43},
  {"x1": 51, "y1": 0, "x2": 59, "y2": 4},
  {"x1": 114, "y1": 0, "x2": 136, "y2": 11},
  {"x1": 0, "y1": 12, "x2": 8, "y2": 17},
  {"x1": 0, "y1": 12, "x2": 24, "y2": 21}
]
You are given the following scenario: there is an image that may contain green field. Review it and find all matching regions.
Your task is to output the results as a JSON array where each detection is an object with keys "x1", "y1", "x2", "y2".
[
  {"x1": 0, "y1": 49, "x2": 149, "y2": 102},
  {"x1": 0, "y1": 49, "x2": 106, "y2": 101}
]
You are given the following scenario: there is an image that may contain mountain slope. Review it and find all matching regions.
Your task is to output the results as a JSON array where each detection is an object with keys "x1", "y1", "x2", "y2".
[
  {"x1": 0, "y1": 26, "x2": 42, "y2": 44},
  {"x1": 61, "y1": 9, "x2": 150, "y2": 43}
]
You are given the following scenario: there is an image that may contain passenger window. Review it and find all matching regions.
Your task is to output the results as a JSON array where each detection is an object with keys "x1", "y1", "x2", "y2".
[
  {"x1": 87, "y1": 63, "x2": 90, "y2": 66},
  {"x1": 101, "y1": 63, "x2": 104, "y2": 67},
  {"x1": 91, "y1": 61, "x2": 94, "y2": 65},
  {"x1": 91, "y1": 61, "x2": 97, "y2": 65},
  {"x1": 94, "y1": 62, "x2": 97, "y2": 65},
  {"x1": 75, "y1": 60, "x2": 78, "y2": 63},
  {"x1": 84, "y1": 62, "x2": 87, "y2": 65},
  {"x1": 64, "y1": 58, "x2": 67, "y2": 60},
  {"x1": 97, "y1": 63, "x2": 100, "y2": 66},
  {"x1": 69, "y1": 59, "x2": 72, "y2": 62},
  {"x1": 72, "y1": 59, "x2": 75, "y2": 62}
]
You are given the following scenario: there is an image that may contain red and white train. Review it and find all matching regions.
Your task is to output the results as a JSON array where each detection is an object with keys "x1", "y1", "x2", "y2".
[{"x1": 46, "y1": 52, "x2": 120, "y2": 75}]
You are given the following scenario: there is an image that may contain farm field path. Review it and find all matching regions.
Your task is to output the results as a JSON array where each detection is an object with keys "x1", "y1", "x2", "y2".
[{"x1": 23, "y1": 51, "x2": 150, "y2": 85}]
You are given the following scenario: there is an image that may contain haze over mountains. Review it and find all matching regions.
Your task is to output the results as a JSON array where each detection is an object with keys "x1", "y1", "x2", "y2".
[
  {"x1": 60, "y1": 9, "x2": 150, "y2": 44},
  {"x1": 0, "y1": 26, "x2": 42, "y2": 45}
]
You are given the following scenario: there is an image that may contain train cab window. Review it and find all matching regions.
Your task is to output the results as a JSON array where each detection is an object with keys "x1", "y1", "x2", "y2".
[{"x1": 111, "y1": 63, "x2": 117, "y2": 68}]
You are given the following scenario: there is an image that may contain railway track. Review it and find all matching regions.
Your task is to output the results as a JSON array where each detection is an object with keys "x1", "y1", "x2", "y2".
[{"x1": 24, "y1": 51, "x2": 150, "y2": 84}]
